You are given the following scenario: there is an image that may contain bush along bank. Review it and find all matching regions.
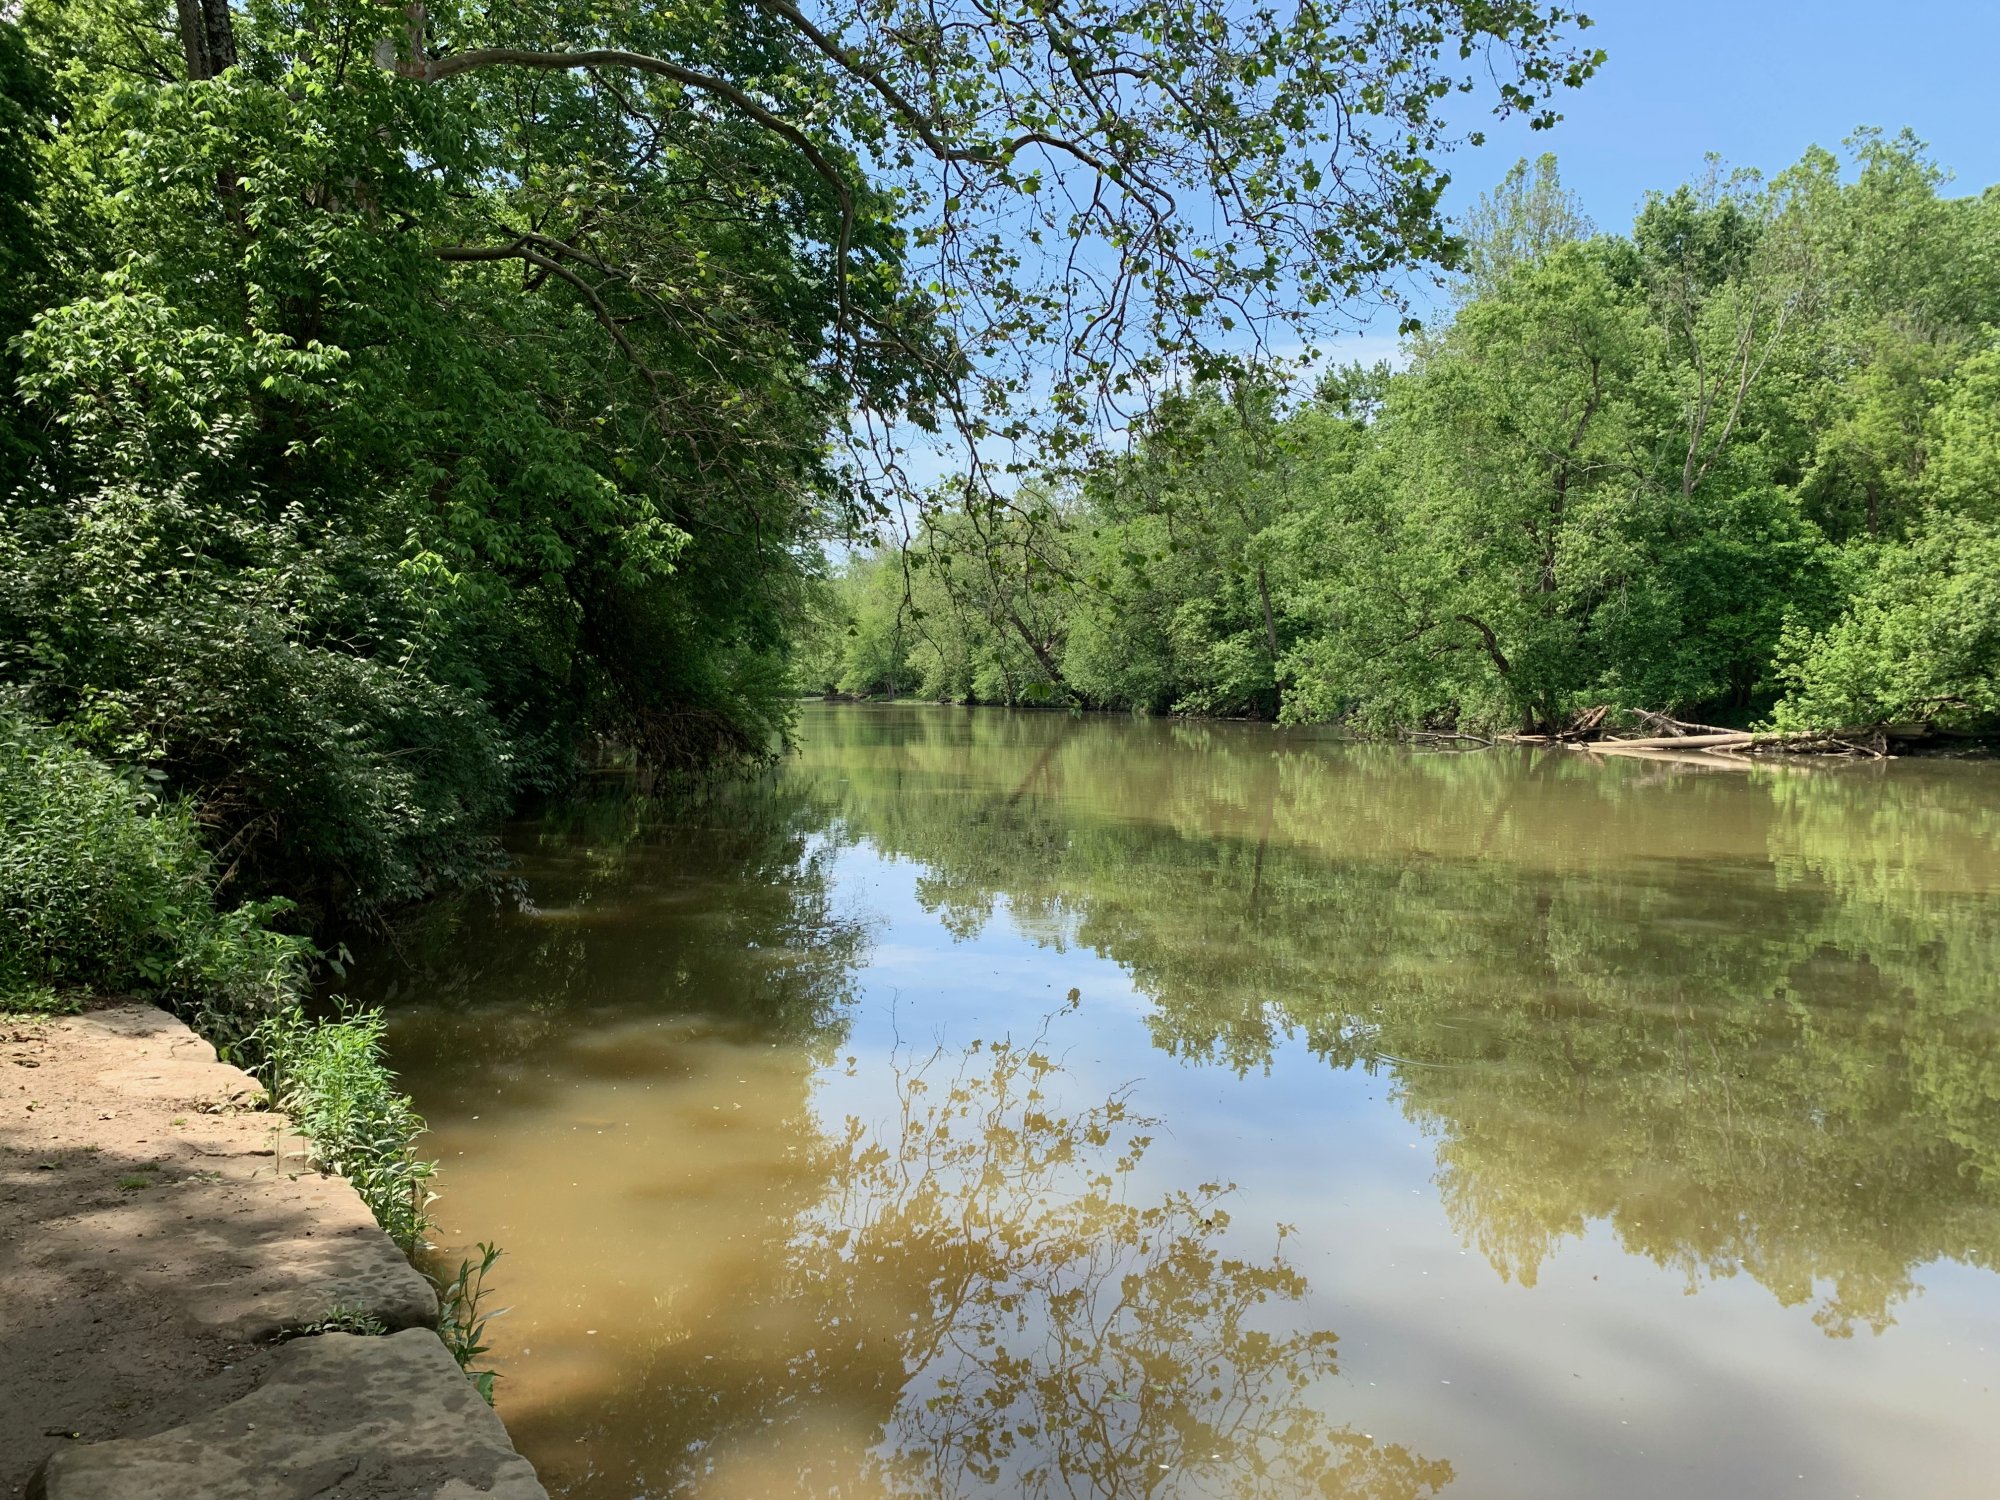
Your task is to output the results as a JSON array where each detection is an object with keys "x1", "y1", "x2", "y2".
[{"x1": 0, "y1": 703, "x2": 503, "y2": 1398}]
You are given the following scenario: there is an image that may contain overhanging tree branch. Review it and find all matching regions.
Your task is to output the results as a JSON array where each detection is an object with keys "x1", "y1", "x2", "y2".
[
  {"x1": 748, "y1": 0, "x2": 983, "y2": 164},
  {"x1": 385, "y1": 37, "x2": 857, "y2": 339},
  {"x1": 436, "y1": 242, "x2": 665, "y2": 397}
]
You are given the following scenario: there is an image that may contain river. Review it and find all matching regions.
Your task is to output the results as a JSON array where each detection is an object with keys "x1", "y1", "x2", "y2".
[{"x1": 357, "y1": 702, "x2": 2000, "y2": 1500}]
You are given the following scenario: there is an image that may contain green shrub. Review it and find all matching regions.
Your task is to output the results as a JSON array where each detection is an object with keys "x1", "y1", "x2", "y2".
[
  {"x1": 0, "y1": 468, "x2": 523, "y2": 916},
  {"x1": 0, "y1": 706, "x2": 307, "y2": 1027},
  {"x1": 250, "y1": 1001, "x2": 437, "y2": 1253},
  {"x1": 0, "y1": 704, "x2": 487, "y2": 1367},
  {"x1": 1771, "y1": 518, "x2": 2000, "y2": 733}
]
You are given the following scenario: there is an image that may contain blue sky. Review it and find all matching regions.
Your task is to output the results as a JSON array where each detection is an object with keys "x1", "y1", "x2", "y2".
[
  {"x1": 1458, "y1": 0, "x2": 2000, "y2": 223},
  {"x1": 1353, "y1": 0, "x2": 2000, "y2": 342}
]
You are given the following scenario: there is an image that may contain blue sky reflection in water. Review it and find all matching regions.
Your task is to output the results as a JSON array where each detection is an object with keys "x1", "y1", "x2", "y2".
[{"x1": 364, "y1": 705, "x2": 2000, "y2": 1500}]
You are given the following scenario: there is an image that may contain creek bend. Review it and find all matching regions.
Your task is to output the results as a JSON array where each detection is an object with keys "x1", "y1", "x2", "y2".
[{"x1": 355, "y1": 703, "x2": 2000, "y2": 1500}]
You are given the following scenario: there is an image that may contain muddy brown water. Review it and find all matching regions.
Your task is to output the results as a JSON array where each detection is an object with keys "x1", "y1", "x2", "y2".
[{"x1": 356, "y1": 703, "x2": 2000, "y2": 1500}]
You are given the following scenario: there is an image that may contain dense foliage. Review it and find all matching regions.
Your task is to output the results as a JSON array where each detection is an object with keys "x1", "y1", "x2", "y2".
[
  {"x1": 0, "y1": 0, "x2": 1597, "y2": 924},
  {"x1": 0, "y1": 704, "x2": 456, "y2": 1360},
  {"x1": 1, "y1": 0, "x2": 892, "y2": 915},
  {"x1": 819, "y1": 141, "x2": 2000, "y2": 737},
  {"x1": 0, "y1": 706, "x2": 307, "y2": 1022}
]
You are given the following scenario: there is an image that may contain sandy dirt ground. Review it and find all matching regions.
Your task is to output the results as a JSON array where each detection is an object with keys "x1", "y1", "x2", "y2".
[{"x1": 0, "y1": 1003, "x2": 437, "y2": 1499}]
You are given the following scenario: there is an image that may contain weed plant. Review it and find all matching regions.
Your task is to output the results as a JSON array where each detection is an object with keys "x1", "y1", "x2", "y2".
[
  {"x1": 250, "y1": 1001, "x2": 438, "y2": 1253},
  {"x1": 1, "y1": 983, "x2": 78, "y2": 1016},
  {"x1": 282, "y1": 1306, "x2": 391, "y2": 1339},
  {"x1": 434, "y1": 1242, "x2": 506, "y2": 1404},
  {"x1": 248, "y1": 1007, "x2": 511, "y2": 1399}
]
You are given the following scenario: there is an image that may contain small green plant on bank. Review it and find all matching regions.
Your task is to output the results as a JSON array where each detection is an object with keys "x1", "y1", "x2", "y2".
[
  {"x1": 0, "y1": 982, "x2": 78, "y2": 1015},
  {"x1": 248, "y1": 1002, "x2": 438, "y2": 1254},
  {"x1": 243, "y1": 1006, "x2": 514, "y2": 1400},
  {"x1": 282, "y1": 1305, "x2": 390, "y2": 1340},
  {"x1": 434, "y1": 1242, "x2": 507, "y2": 1405}
]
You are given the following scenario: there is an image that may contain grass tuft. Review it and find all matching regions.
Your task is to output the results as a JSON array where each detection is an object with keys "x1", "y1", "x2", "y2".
[{"x1": 0, "y1": 981, "x2": 79, "y2": 1016}]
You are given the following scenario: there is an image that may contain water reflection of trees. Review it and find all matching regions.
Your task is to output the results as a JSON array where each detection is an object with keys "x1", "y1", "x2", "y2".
[
  {"x1": 352, "y1": 776, "x2": 872, "y2": 1092},
  {"x1": 526, "y1": 1031, "x2": 1449, "y2": 1500},
  {"x1": 798, "y1": 706, "x2": 2000, "y2": 1336}
]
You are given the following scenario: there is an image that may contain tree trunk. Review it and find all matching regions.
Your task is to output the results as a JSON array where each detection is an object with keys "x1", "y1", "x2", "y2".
[
  {"x1": 1002, "y1": 601, "x2": 1065, "y2": 689},
  {"x1": 1255, "y1": 564, "x2": 1279, "y2": 660},
  {"x1": 176, "y1": 0, "x2": 236, "y2": 79}
]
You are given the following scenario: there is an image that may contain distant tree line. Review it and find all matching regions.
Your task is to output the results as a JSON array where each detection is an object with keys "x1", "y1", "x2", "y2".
[{"x1": 811, "y1": 139, "x2": 2000, "y2": 738}]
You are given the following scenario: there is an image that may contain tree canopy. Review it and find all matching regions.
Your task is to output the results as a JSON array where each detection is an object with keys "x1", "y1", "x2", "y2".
[
  {"x1": 0, "y1": 0, "x2": 1602, "y2": 919},
  {"x1": 821, "y1": 135, "x2": 2000, "y2": 740}
]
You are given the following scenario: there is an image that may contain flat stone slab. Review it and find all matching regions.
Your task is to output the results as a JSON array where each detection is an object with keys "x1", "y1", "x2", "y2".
[{"x1": 30, "y1": 1329, "x2": 547, "y2": 1500}]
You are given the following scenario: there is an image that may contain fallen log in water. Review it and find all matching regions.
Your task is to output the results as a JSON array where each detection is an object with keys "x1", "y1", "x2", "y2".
[
  {"x1": 1585, "y1": 731, "x2": 1761, "y2": 750},
  {"x1": 1624, "y1": 708, "x2": 1740, "y2": 737},
  {"x1": 1503, "y1": 726, "x2": 1899, "y2": 760}
]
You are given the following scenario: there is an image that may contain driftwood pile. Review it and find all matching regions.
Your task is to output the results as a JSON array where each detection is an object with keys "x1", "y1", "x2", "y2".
[{"x1": 1503, "y1": 710, "x2": 1928, "y2": 763}]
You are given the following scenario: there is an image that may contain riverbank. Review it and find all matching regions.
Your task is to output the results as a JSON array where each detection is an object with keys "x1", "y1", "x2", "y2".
[
  {"x1": 0, "y1": 1002, "x2": 545, "y2": 1499},
  {"x1": 818, "y1": 692, "x2": 2000, "y2": 765}
]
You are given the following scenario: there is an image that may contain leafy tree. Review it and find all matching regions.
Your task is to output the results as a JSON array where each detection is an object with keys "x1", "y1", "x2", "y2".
[
  {"x1": 1456, "y1": 151, "x2": 1594, "y2": 299},
  {"x1": 1282, "y1": 241, "x2": 1706, "y2": 733},
  {"x1": 0, "y1": 0, "x2": 1603, "y2": 924},
  {"x1": 894, "y1": 133, "x2": 1999, "y2": 738},
  {"x1": 903, "y1": 502, "x2": 1074, "y2": 704},
  {"x1": 829, "y1": 553, "x2": 920, "y2": 698},
  {"x1": 0, "y1": 20, "x2": 49, "y2": 496},
  {"x1": 2, "y1": 0, "x2": 926, "y2": 909},
  {"x1": 1771, "y1": 515, "x2": 2000, "y2": 732},
  {"x1": 1067, "y1": 382, "x2": 1308, "y2": 718},
  {"x1": 1926, "y1": 344, "x2": 2000, "y2": 523}
]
